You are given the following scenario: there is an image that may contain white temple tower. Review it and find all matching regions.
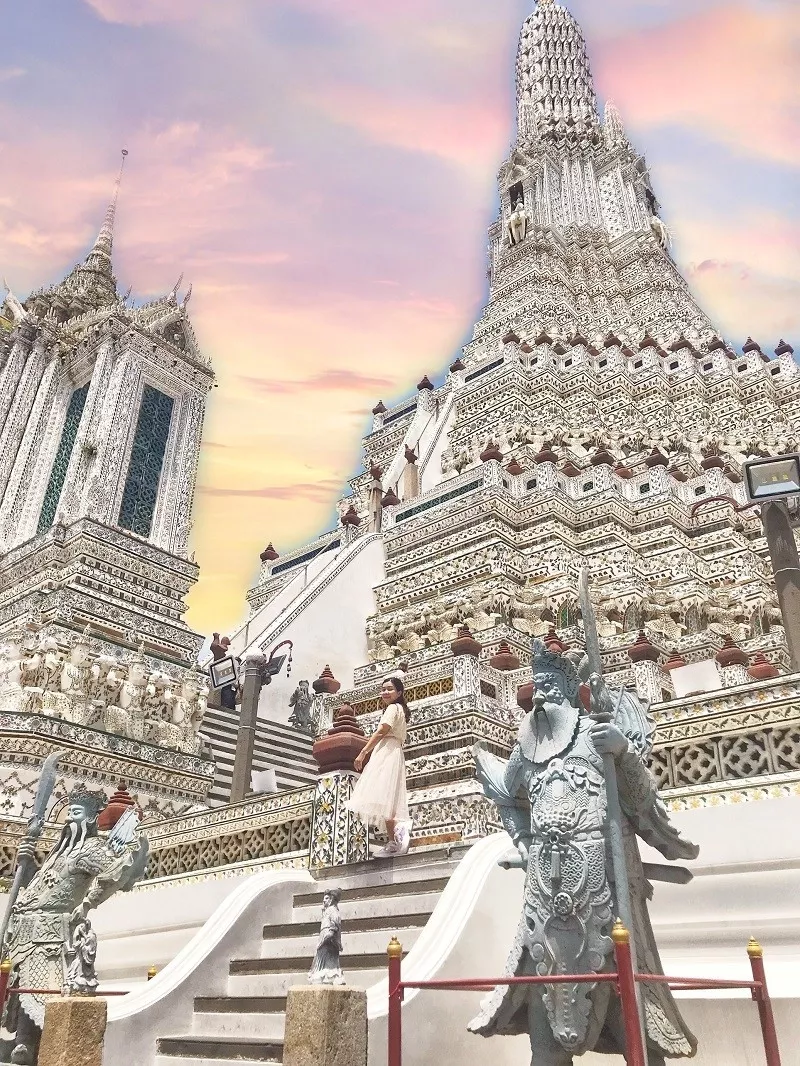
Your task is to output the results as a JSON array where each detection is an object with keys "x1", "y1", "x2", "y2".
[
  {"x1": 0, "y1": 154, "x2": 216, "y2": 818},
  {"x1": 228, "y1": 1, "x2": 799, "y2": 833},
  {"x1": 0, "y1": 152, "x2": 212, "y2": 667}
]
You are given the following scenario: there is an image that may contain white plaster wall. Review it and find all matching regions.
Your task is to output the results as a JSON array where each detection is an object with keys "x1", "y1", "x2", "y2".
[
  {"x1": 229, "y1": 534, "x2": 386, "y2": 723},
  {"x1": 102, "y1": 870, "x2": 313, "y2": 1066},
  {"x1": 418, "y1": 397, "x2": 456, "y2": 495},
  {"x1": 92, "y1": 866, "x2": 269, "y2": 988}
]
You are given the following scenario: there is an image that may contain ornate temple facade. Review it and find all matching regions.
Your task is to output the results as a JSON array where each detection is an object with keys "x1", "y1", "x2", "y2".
[
  {"x1": 230, "y1": 0, "x2": 799, "y2": 840},
  {"x1": 0, "y1": 155, "x2": 216, "y2": 820}
]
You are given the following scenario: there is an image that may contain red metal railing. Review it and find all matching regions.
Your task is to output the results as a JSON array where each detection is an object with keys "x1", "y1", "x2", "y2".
[{"x1": 386, "y1": 922, "x2": 782, "y2": 1066}]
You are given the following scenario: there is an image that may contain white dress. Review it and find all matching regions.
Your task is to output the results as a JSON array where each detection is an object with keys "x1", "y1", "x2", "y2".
[{"x1": 345, "y1": 703, "x2": 409, "y2": 833}]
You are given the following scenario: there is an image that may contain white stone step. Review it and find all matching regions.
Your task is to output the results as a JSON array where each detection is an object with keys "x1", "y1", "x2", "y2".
[
  {"x1": 260, "y1": 925, "x2": 423, "y2": 960},
  {"x1": 190, "y1": 1010, "x2": 285, "y2": 1042},
  {"x1": 292, "y1": 891, "x2": 442, "y2": 923},
  {"x1": 227, "y1": 967, "x2": 386, "y2": 998}
]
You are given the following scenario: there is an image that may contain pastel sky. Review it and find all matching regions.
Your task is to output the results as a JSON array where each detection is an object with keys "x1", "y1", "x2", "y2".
[{"x1": 1, "y1": 0, "x2": 798, "y2": 637}]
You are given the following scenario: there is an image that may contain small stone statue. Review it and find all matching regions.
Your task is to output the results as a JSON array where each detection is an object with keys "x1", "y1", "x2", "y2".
[
  {"x1": 64, "y1": 917, "x2": 99, "y2": 995},
  {"x1": 308, "y1": 888, "x2": 345, "y2": 986},
  {"x1": 507, "y1": 196, "x2": 529, "y2": 246},
  {"x1": 288, "y1": 680, "x2": 315, "y2": 734}
]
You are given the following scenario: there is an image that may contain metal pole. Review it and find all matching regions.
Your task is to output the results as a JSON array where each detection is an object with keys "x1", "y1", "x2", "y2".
[
  {"x1": 760, "y1": 500, "x2": 800, "y2": 672},
  {"x1": 0, "y1": 958, "x2": 11, "y2": 1023},
  {"x1": 387, "y1": 937, "x2": 403, "y2": 1066},
  {"x1": 747, "y1": 938, "x2": 782, "y2": 1066},
  {"x1": 612, "y1": 922, "x2": 646, "y2": 1066},
  {"x1": 229, "y1": 653, "x2": 266, "y2": 804}
]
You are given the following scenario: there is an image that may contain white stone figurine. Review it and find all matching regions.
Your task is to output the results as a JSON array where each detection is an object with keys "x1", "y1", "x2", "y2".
[
  {"x1": 507, "y1": 197, "x2": 529, "y2": 246},
  {"x1": 308, "y1": 888, "x2": 346, "y2": 986},
  {"x1": 104, "y1": 654, "x2": 148, "y2": 740},
  {"x1": 56, "y1": 632, "x2": 93, "y2": 724}
]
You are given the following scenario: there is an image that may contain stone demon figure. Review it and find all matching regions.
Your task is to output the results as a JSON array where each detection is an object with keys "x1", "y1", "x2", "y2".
[
  {"x1": 0, "y1": 785, "x2": 149, "y2": 1064},
  {"x1": 470, "y1": 639, "x2": 699, "y2": 1066}
]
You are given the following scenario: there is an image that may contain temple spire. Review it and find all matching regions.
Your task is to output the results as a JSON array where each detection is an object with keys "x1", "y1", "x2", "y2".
[
  {"x1": 516, "y1": 1, "x2": 599, "y2": 142},
  {"x1": 83, "y1": 149, "x2": 128, "y2": 277}
]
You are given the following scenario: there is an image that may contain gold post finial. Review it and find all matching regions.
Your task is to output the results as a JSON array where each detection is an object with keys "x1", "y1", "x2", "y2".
[
  {"x1": 387, "y1": 937, "x2": 403, "y2": 959},
  {"x1": 611, "y1": 919, "x2": 629, "y2": 945},
  {"x1": 147, "y1": 965, "x2": 158, "y2": 980},
  {"x1": 747, "y1": 937, "x2": 763, "y2": 959},
  {"x1": 0, "y1": 959, "x2": 11, "y2": 974}
]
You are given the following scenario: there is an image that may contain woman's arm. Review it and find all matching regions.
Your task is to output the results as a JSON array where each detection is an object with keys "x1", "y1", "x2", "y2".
[{"x1": 354, "y1": 723, "x2": 391, "y2": 771}]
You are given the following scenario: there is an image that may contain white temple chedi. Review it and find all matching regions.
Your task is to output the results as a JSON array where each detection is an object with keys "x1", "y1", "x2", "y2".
[
  {"x1": 0, "y1": 152, "x2": 217, "y2": 820},
  {"x1": 1, "y1": 2, "x2": 799, "y2": 1064}
]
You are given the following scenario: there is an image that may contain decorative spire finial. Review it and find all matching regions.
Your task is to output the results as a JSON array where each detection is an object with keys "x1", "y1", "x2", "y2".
[{"x1": 85, "y1": 148, "x2": 128, "y2": 276}]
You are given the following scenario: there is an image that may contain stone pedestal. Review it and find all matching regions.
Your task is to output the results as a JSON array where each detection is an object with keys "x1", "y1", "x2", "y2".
[
  {"x1": 283, "y1": 985, "x2": 367, "y2": 1066},
  {"x1": 37, "y1": 996, "x2": 107, "y2": 1066}
]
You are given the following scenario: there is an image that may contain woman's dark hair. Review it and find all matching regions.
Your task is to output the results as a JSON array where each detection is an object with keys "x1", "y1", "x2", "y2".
[{"x1": 385, "y1": 676, "x2": 411, "y2": 723}]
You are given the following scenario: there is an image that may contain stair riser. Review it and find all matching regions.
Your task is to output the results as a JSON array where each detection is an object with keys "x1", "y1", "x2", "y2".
[
  {"x1": 155, "y1": 1057, "x2": 278, "y2": 1066},
  {"x1": 202, "y1": 736, "x2": 315, "y2": 766},
  {"x1": 260, "y1": 926, "x2": 422, "y2": 959},
  {"x1": 191, "y1": 1013, "x2": 285, "y2": 1041},
  {"x1": 292, "y1": 891, "x2": 442, "y2": 922},
  {"x1": 227, "y1": 968, "x2": 385, "y2": 997}
]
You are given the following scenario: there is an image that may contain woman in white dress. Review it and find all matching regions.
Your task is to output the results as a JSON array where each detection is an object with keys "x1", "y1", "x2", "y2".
[{"x1": 346, "y1": 672, "x2": 411, "y2": 857}]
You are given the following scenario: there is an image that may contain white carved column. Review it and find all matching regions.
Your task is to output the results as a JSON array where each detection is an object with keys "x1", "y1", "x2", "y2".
[
  {"x1": 627, "y1": 632, "x2": 664, "y2": 703},
  {"x1": 452, "y1": 626, "x2": 483, "y2": 701}
]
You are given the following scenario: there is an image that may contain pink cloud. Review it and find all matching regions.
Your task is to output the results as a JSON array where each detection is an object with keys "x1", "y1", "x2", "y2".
[
  {"x1": 241, "y1": 369, "x2": 393, "y2": 395},
  {"x1": 82, "y1": 0, "x2": 205, "y2": 25},
  {"x1": 595, "y1": 5, "x2": 800, "y2": 166}
]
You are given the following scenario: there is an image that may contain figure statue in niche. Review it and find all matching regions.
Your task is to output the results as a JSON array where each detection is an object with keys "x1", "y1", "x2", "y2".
[
  {"x1": 21, "y1": 637, "x2": 63, "y2": 715},
  {"x1": 649, "y1": 213, "x2": 671, "y2": 251},
  {"x1": 86, "y1": 652, "x2": 119, "y2": 726},
  {"x1": 307, "y1": 888, "x2": 345, "y2": 986},
  {"x1": 1, "y1": 279, "x2": 28, "y2": 324},
  {"x1": 104, "y1": 647, "x2": 149, "y2": 740},
  {"x1": 507, "y1": 196, "x2": 530, "y2": 246},
  {"x1": 469, "y1": 639, "x2": 699, "y2": 1065},
  {"x1": 1, "y1": 785, "x2": 148, "y2": 1064},
  {"x1": 0, "y1": 637, "x2": 24, "y2": 712},
  {"x1": 288, "y1": 681, "x2": 315, "y2": 734},
  {"x1": 55, "y1": 628, "x2": 93, "y2": 724}
]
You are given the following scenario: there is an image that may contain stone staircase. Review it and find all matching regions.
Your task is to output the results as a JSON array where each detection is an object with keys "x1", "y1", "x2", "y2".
[
  {"x1": 201, "y1": 707, "x2": 317, "y2": 804},
  {"x1": 153, "y1": 844, "x2": 469, "y2": 1065}
]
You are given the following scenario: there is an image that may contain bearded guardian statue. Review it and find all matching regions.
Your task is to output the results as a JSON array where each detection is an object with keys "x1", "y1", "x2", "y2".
[
  {"x1": 469, "y1": 639, "x2": 699, "y2": 1066},
  {"x1": 1, "y1": 785, "x2": 148, "y2": 1064},
  {"x1": 288, "y1": 681, "x2": 315, "y2": 734}
]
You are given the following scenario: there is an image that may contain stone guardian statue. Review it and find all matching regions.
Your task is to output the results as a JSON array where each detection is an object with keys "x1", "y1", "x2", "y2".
[
  {"x1": 469, "y1": 638, "x2": 699, "y2": 1065},
  {"x1": 307, "y1": 888, "x2": 345, "y2": 986},
  {"x1": 0, "y1": 785, "x2": 149, "y2": 1064}
]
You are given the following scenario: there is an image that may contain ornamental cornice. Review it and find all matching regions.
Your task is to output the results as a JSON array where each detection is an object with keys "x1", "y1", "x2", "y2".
[{"x1": 0, "y1": 715, "x2": 214, "y2": 777}]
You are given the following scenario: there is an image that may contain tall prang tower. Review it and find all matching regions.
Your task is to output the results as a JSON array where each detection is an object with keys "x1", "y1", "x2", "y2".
[
  {"x1": 230, "y1": 1, "x2": 799, "y2": 834},
  {"x1": 0, "y1": 153, "x2": 211, "y2": 665},
  {"x1": 0, "y1": 154, "x2": 216, "y2": 820}
]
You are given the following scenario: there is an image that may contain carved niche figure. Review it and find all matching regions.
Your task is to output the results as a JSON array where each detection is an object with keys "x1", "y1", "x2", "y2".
[
  {"x1": 104, "y1": 651, "x2": 148, "y2": 740},
  {"x1": 307, "y1": 888, "x2": 345, "y2": 986},
  {"x1": 649, "y1": 213, "x2": 671, "y2": 250},
  {"x1": 87, "y1": 653, "x2": 120, "y2": 726},
  {"x1": 1, "y1": 785, "x2": 148, "y2": 1063},
  {"x1": 55, "y1": 630, "x2": 93, "y2": 725},
  {"x1": 0, "y1": 637, "x2": 25, "y2": 712},
  {"x1": 469, "y1": 639, "x2": 699, "y2": 1065},
  {"x1": 288, "y1": 681, "x2": 315, "y2": 734},
  {"x1": 507, "y1": 197, "x2": 530, "y2": 246},
  {"x1": 187, "y1": 683, "x2": 208, "y2": 753},
  {"x1": 21, "y1": 637, "x2": 63, "y2": 715},
  {"x1": 143, "y1": 671, "x2": 170, "y2": 745}
]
